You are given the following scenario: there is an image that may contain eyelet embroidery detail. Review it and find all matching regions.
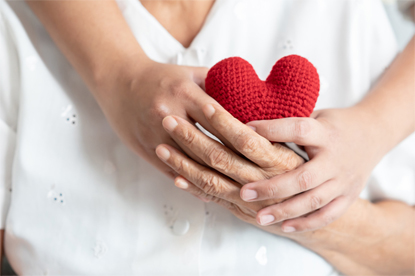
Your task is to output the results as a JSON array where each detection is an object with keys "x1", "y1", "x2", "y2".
[
  {"x1": 47, "y1": 185, "x2": 65, "y2": 205},
  {"x1": 61, "y1": 105, "x2": 77, "y2": 126}
]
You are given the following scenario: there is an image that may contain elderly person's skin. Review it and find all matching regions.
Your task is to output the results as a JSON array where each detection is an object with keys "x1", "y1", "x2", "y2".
[{"x1": 155, "y1": 104, "x2": 414, "y2": 275}]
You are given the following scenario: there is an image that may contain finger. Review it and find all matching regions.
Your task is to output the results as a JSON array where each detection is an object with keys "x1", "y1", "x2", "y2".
[
  {"x1": 174, "y1": 176, "x2": 212, "y2": 203},
  {"x1": 174, "y1": 176, "x2": 258, "y2": 223},
  {"x1": 162, "y1": 115, "x2": 266, "y2": 184},
  {"x1": 255, "y1": 180, "x2": 339, "y2": 226},
  {"x1": 156, "y1": 144, "x2": 253, "y2": 207},
  {"x1": 167, "y1": 135, "x2": 206, "y2": 166},
  {"x1": 202, "y1": 104, "x2": 299, "y2": 169},
  {"x1": 158, "y1": 131, "x2": 206, "y2": 166},
  {"x1": 148, "y1": 108, "x2": 206, "y2": 166},
  {"x1": 132, "y1": 133, "x2": 182, "y2": 179},
  {"x1": 190, "y1": 66, "x2": 209, "y2": 91},
  {"x1": 280, "y1": 196, "x2": 350, "y2": 232},
  {"x1": 185, "y1": 83, "x2": 236, "y2": 151},
  {"x1": 246, "y1": 117, "x2": 327, "y2": 146},
  {"x1": 240, "y1": 155, "x2": 334, "y2": 201}
]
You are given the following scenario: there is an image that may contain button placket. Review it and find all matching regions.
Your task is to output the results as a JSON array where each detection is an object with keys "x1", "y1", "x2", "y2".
[
  {"x1": 176, "y1": 48, "x2": 207, "y2": 67},
  {"x1": 176, "y1": 52, "x2": 184, "y2": 65}
]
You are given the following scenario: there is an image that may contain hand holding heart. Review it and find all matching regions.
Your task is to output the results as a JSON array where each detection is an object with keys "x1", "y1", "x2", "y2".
[{"x1": 157, "y1": 55, "x2": 385, "y2": 231}]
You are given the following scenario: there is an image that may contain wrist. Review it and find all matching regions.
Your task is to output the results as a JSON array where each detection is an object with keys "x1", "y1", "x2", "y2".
[
  {"x1": 346, "y1": 104, "x2": 393, "y2": 164},
  {"x1": 89, "y1": 48, "x2": 153, "y2": 96},
  {"x1": 291, "y1": 199, "x2": 375, "y2": 251}
]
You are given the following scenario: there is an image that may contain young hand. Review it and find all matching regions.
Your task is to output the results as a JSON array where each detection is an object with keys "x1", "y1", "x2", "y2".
[
  {"x1": 93, "y1": 59, "x2": 229, "y2": 178},
  {"x1": 244, "y1": 107, "x2": 386, "y2": 231}
]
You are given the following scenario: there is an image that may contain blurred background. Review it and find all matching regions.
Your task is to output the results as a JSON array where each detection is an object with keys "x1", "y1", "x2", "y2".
[{"x1": 0, "y1": 0, "x2": 414, "y2": 275}]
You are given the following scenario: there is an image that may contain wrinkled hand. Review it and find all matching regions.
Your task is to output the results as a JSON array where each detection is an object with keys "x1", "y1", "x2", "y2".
[
  {"x1": 93, "y1": 59, "x2": 228, "y2": 178},
  {"x1": 155, "y1": 104, "x2": 305, "y2": 231}
]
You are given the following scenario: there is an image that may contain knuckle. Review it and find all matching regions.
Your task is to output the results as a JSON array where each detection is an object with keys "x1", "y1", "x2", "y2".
[
  {"x1": 150, "y1": 100, "x2": 170, "y2": 120},
  {"x1": 192, "y1": 188, "x2": 206, "y2": 198},
  {"x1": 309, "y1": 195, "x2": 322, "y2": 210},
  {"x1": 265, "y1": 184, "x2": 279, "y2": 199},
  {"x1": 265, "y1": 144, "x2": 291, "y2": 172},
  {"x1": 284, "y1": 151, "x2": 303, "y2": 171},
  {"x1": 174, "y1": 158, "x2": 187, "y2": 174},
  {"x1": 235, "y1": 132, "x2": 259, "y2": 154},
  {"x1": 180, "y1": 127, "x2": 197, "y2": 145},
  {"x1": 206, "y1": 147, "x2": 233, "y2": 171},
  {"x1": 275, "y1": 207, "x2": 291, "y2": 220},
  {"x1": 321, "y1": 212, "x2": 336, "y2": 226},
  {"x1": 266, "y1": 123, "x2": 276, "y2": 138},
  {"x1": 293, "y1": 119, "x2": 311, "y2": 142},
  {"x1": 299, "y1": 222, "x2": 313, "y2": 232},
  {"x1": 297, "y1": 170, "x2": 314, "y2": 192},
  {"x1": 169, "y1": 80, "x2": 192, "y2": 98},
  {"x1": 199, "y1": 173, "x2": 221, "y2": 196}
]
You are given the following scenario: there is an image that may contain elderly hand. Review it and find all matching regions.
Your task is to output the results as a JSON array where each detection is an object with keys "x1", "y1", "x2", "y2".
[{"x1": 155, "y1": 104, "x2": 306, "y2": 231}]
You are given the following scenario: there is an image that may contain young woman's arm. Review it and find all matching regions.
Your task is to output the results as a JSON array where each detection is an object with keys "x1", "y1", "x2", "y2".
[
  {"x1": 242, "y1": 35, "x2": 415, "y2": 231},
  {"x1": 297, "y1": 200, "x2": 415, "y2": 275},
  {"x1": 26, "y1": 1, "x2": 223, "y2": 177},
  {"x1": 26, "y1": 1, "x2": 147, "y2": 88}
]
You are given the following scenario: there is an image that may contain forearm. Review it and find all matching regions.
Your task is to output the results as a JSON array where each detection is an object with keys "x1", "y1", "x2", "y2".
[
  {"x1": 355, "y1": 36, "x2": 415, "y2": 156},
  {"x1": 26, "y1": 0, "x2": 150, "y2": 93},
  {"x1": 294, "y1": 199, "x2": 415, "y2": 275}
]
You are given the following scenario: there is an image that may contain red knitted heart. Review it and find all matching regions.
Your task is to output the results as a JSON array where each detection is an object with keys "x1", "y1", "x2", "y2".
[{"x1": 205, "y1": 55, "x2": 320, "y2": 123}]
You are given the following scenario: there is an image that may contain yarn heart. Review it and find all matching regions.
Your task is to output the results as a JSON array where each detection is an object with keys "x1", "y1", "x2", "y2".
[{"x1": 205, "y1": 55, "x2": 320, "y2": 124}]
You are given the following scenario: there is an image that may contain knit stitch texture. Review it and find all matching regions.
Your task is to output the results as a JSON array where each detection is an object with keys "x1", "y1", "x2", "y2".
[{"x1": 205, "y1": 55, "x2": 320, "y2": 123}]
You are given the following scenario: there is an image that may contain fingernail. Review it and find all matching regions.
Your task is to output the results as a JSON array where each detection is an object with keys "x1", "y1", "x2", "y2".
[
  {"x1": 248, "y1": 125, "x2": 256, "y2": 131},
  {"x1": 175, "y1": 178, "x2": 189, "y2": 189},
  {"x1": 156, "y1": 146, "x2": 170, "y2": 161},
  {"x1": 282, "y1": 226, "x2": 296, "y2": 233},
  {"x1": 242, "y1": 189, "x2": 258, "y2": 201},
  {"x1": 163, "y1": 116, "x2": 178, "y2": 132},
  {"x1": 259, "y1": 214, "x2": 275, "y2": 225},
  {"x1": 203, "y1": 104, "x2": 215, "y2": 119}
]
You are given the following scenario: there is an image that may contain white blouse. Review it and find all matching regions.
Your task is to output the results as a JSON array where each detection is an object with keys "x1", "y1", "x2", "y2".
[{"x1": 0, "y1": 0, "x2": 414, "y2": 275}]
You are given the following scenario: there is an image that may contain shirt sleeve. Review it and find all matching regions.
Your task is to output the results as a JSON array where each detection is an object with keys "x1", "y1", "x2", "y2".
[{"x1": 0, "y1": 4, "x2": 19, "y2": 229}]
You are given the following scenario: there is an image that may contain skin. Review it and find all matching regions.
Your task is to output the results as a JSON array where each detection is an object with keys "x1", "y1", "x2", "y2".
[
  {"x1": 141, "y1": 0, "x2": 215, "y2": 48},
  {"x1": 25, "y1": 0, "x2": 225, "y2": 179},
  {"x1": 155, "y1": 104, "x2": 415, "y2": 275},
  {"x1": 242, "y1": 35, "x2": 415, "y2": 231},
  {"x1": 24, "y1": 0, "x2": 415, "y2": 228},
  {"x1": 3, "y1": 0, "x2": 410, "y2": 273}
]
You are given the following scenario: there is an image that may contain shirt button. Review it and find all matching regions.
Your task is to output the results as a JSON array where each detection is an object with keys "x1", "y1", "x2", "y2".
[{"x1": 172, "y1": 218, "x2": 190, "y2": 236}]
